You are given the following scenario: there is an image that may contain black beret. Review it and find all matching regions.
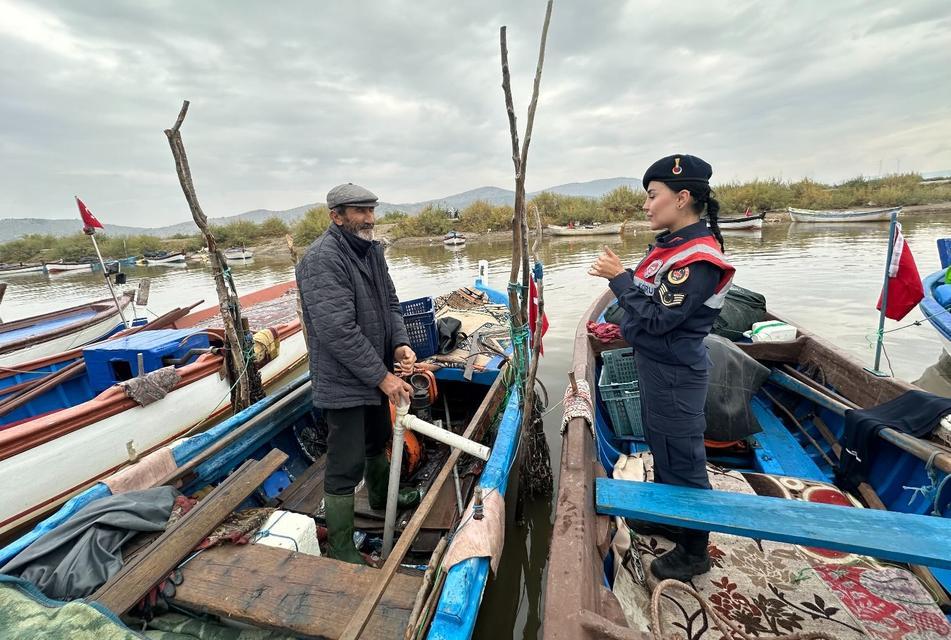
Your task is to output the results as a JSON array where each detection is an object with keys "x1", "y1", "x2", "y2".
[{"x1": 642, "y1": 154, "x2": 712, "y2": 189}]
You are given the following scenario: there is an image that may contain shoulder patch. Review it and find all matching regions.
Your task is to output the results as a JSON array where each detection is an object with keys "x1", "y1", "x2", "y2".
[
  {"x1": 667, "y1": 266, "x2": 689, "y2": 285},
  {"x1": 658, "y1": 282, "x2": 686, "y2": 307}
]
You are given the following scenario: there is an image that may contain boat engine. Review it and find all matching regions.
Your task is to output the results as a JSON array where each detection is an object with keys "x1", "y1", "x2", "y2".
[{"x1": 386, "y1": 371, "x2": 438, "y2": 477}]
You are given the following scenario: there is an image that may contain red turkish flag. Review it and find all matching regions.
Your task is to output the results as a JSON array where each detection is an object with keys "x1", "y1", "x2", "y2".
[
  {"x1": 529, "y1": 276, "x2": 550, "y2": 355},
  {"x1": 76, "y1": 197, "x2": 104, "y2": 230},
  {"x1": 876, "y1": 223, "x2": 924, "y2": 321}
]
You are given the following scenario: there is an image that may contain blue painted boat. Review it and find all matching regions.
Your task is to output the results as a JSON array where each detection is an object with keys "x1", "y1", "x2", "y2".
[
  {"x1": 544, "y1": 289, "x2": 951, "y2": 639},
  {"x1": 0, "y1": 278, "x2": 527, "y2": 639},
  {"x1": 919, "y1": 238, "x2": 951, "y2": 357}
]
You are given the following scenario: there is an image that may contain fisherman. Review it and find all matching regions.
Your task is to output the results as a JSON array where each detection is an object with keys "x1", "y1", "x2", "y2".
[
  {"x1": 296, "y1": 182, "x2": 421, "y2": 564},
  {"x1": 588, "y1": 154, "x2": 734, "y2": 582}
]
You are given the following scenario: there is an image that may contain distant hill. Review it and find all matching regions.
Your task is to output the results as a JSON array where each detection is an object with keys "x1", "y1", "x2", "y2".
[{"x1": 0, "y1": 177, "x2": 638, "y2": 242}]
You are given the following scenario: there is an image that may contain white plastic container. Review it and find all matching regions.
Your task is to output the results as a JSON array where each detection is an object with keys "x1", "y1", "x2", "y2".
[
  {"x1": 746, "y1": 321, "x2": 797, "y2": 343},
  {"x1": 253, "y1": 510, "x2": 322, "y2": 556}
]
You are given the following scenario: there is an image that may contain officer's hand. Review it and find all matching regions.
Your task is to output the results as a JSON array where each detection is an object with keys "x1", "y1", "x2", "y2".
[
  {"x1": 379, "y1": 372, "x2": 412, "y2": 406},
  {"x1": 394, "y1": 345, "x2": 417, "y2": 375},
  {"x1": 588, "y1": 245, "x2": 625, "y2": 280}
]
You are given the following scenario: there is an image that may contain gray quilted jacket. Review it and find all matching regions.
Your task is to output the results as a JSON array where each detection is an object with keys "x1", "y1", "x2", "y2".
[{"x1": 295, "y1": 223, "x2": 410, "y2": 409}]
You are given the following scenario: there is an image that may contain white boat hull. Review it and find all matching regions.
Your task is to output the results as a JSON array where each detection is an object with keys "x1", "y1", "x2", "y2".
[
  {"x1": 143, "y1": 253, "x2": 187, "y2": 265},
  {"x1": 717, "y1": 217, "x2": 763, "y2": 231},
  {"x1": 548, "y1": 222, "x2": 624, "y2": 236},
  {"x1": 46, "y1": 263, "x2": 93, "y2": 274},
  {"x1": 443, "y1": 239, "x2": 466, "y2": 246},
  {"x1": 224, "y1": 250, "x2": 254, "y2": 260},
  {"x1": 0, "y1": 329, "x2": 308, "y2": 537},
  {"x1": 788, "y1": 207, "x2": 901, "y2": 223},
  {"x1": 0, "y1": 265, "x2": 45, "y2": 276},
  {"x1": 0, "y1": 304, "x2": 130, "y2": 369}
]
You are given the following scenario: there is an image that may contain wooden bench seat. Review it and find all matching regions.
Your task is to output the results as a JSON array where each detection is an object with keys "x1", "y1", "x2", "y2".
[{"x1": 172, "y1": 543, "x2": 421, "y2": 639}]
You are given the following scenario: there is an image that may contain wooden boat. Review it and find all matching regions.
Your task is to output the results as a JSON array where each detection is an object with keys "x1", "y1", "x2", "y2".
[
  {"x1": 0, "y1": 263, "x2": 45, "y2": 277},
  {"x1": 715, "y1": 211, "x2": 765, "y2": 230},
  {"x1": 920, "y1": 242, "x2": 951, "y2": 357},
  {"x1": 141, "y1": 251, "x2": 187, "y2": 266},
  {"x1": 544, "y1": 289, "x2": 951, "y2": 639},
  {"x1": 0, "y1": 277, "x2": 525, "y2": 640},
  {"x1": 0, "y1": 281, "x2": 308, "y2": 541},
  {"x1": 0, "y1": 302, "x2": 203, "y2": 429},
  {"x1": 443, "y1": 231, "x2": 466, "y2": 246},
  {"x1": 45, "y1": 261, "x2": 93, "y2": 274},
  {"x1": 548, "y1": 221, "x2": 624, "y2": 236},
  {"x1": 0, "y1": 294, "x2": 134, "y2": 369},
  {"x1": 788, "y1": 206, "x2": 900, "y2": 223},
  {"x1": 224, "y1": 247, "x2": 254, "y2": 260}
]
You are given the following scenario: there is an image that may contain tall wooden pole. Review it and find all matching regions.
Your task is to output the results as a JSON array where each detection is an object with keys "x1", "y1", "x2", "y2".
[{"x1": 164, "y1": 101, "x2": 254, "y2": 409}]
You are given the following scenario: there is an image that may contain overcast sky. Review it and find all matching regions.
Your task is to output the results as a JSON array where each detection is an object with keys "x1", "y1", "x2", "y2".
[{"x1": 1, "y1": 1, "x2": 949, "y2": 226}]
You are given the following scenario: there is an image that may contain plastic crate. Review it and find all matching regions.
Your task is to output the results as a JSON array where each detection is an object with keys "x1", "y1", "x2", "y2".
[
  {"x1": 598, "y1": 348, "x2": 645, "y2": 440},
  {"x1": 400, "y1": 296, "x2": 438, "y2": 359}
]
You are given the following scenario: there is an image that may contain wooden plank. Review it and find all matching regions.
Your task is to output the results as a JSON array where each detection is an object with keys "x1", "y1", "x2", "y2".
[
  {"x1": 339, "y1": 374, "x2": 506, "y2": 640},
  {"x1": 595, "y1": 477, "x2": 951, "y2": 569},
  {"x1": 278, "y1": 456, "x2": 326, "y2": 514},
  {"x1": 93, "y1": 448, "x2": 288, "y2": 613},
  {"x1": 172, "y1": 543, "x2": 420, "y2": 640}
]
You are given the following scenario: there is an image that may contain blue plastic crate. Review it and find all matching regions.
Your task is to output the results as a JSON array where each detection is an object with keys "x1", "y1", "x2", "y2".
[
  {"x1": 400, "y1": 296, "x2": 438, "y2": 359},
  {"x1": 598, "y1": 348, "x2": 644, "y2": 440}
]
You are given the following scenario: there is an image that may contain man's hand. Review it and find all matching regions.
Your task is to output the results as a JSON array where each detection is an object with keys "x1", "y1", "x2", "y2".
[
  {"x1": 588, "y1": 245, "x2": 625, "y2": 280},
  {"x1": 394, "y1": 345, "x2": 417, "y2": 375},
  {"x1": 379, "y1": 372, "x2": 412, "y2": 407}
]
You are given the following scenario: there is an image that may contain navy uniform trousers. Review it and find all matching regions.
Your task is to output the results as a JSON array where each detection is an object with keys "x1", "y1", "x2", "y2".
[{"x1": 634, "y1": 351, "x2": 712, "y2": 490}]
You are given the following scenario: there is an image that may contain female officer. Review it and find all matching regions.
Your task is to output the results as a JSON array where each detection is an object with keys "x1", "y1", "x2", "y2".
[{"x1": 589, "y1": 154, "x2": 734, "y2": 582}]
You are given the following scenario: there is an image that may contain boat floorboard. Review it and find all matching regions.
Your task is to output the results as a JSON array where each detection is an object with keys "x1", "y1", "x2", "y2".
[
  {"x1": 172, "y1": 543, "x2": 420, "y2": 639},
  {"x1": 0, "y1": 309, "x2": 97, "y2": 345}
]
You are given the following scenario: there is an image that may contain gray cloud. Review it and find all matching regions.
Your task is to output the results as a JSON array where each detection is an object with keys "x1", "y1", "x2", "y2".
[{"x1": 0, "y1": 0, "x2": 949, "y2": 226}]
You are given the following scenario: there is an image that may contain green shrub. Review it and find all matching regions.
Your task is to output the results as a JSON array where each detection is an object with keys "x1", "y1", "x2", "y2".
[{"x1": 292, "y1": 207, "x2": 332, "y2": 246}]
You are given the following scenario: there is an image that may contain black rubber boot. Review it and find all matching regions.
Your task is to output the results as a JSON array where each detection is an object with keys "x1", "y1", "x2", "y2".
[
  {"x1": 324, "y1": 493, "x2": 367, "y2": 565},
  {"x1": 649, "y1": 529, "x2": 711, "y2": 582},
  {"x1": 626, "y1": 519, "x2": 683, "y2": 540},
  {"x1": 364, "y1": 453, "x2": 420, "y2": 511}
]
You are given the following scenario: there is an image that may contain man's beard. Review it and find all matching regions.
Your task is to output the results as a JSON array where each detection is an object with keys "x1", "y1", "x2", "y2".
[{"x1": 342, "y1": 220, "x2": 374, "y2": 241}]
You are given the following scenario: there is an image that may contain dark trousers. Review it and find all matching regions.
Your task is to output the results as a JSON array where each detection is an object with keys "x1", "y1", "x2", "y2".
[
  {"x1": 635, "y1": 351, "x2": 712, "y2": 491},
  {"x1": 323, "y1": 399, "x2": 391, "y2": 496}
]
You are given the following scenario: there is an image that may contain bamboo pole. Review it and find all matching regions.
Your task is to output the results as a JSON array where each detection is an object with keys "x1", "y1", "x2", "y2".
[{"x1": 164, "y1": 100, "x2": 254, "y2": 410}]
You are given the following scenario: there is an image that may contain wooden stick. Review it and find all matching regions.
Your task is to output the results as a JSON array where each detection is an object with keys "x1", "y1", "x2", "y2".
[
  {"x1": 340, "y1": 375, "x2": 505, "y2": 640},
  {"x1": 499, "y1": 26, "x2": 524, "y2": 326},
  {"x1": 93, "y1": 448, "x2": 288, "y2": 614},
  {"x1": 165, "y1": 101, "x2": 255, "y2": 411},
  {"x1": 403, "y1": 536, "x2": 448, "y2": 640}
]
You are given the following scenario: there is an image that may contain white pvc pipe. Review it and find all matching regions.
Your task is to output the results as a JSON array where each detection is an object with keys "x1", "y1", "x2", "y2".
[
  {"x1": 397, "y1": 409, "x2": 491, "y2": 461},
  {"x1": 382, "y1": 420, "x2": 405, "y2": 559}
]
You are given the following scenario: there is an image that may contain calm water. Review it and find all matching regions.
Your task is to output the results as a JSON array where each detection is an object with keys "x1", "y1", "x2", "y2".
[{"x1": 4, "y1": 216, "x2": 951, "y2": 637}]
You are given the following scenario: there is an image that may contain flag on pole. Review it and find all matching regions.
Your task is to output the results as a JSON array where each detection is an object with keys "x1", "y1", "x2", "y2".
[
  {"x1": 76, "y1": 197, "x2": 104, "y2": 231},
  {"x1": 876, "y1": 222, "x2": 924, "y2": 320},
  {"x1": 528, "y1": 276, "x2": 550, "y2": 354}
]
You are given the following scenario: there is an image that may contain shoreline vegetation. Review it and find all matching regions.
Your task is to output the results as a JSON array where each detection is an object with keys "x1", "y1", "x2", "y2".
[{"x1": 2, "y1": 173, "x2": 950, "y2": 263}]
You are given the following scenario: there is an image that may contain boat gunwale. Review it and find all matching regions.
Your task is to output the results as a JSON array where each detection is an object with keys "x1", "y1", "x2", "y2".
[{"x1": 0, "y1": 293, "x2": 134, "y2": 355}]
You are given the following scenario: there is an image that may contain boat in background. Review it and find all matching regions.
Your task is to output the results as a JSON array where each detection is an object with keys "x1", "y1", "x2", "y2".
[
  {"x1": 0, "y1": 293, "x2": 135, "y2": 368},
  {"x1": 0, "y1": 264, "x2": 45, "y2": 277},
  {"x1": 443, "y1": 230, "x2": 466, "y2": 246},
  {"x1": 223, "y1": 247, "x2": 254, "y2": 260},
  {"x1": 45, "y1": 261, "x2": 93, "y2": 275},
  {"x1": 548, "y1": 221, "x2": 624, "y2": 236},
  {"x1": 544, "y1": 289, "x2": 951, "y2": 639},
  {"x1": 788, "y1": 206, "x2": 901, "y2": 223},
  {"x1": 716, "y1": 210, "x2": 765, "y2": 230},
  {"x1": 141, "y1": 251, "x2": 187, "y2": 266},
  {"x1": 0, "y1": 281, "x2": 307, "y2": 541}
]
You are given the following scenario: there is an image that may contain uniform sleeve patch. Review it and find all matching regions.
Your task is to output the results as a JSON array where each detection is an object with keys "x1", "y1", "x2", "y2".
[
  {"x1": 667, "y1": 266, "x2": 689, "y2": 285},
  {"x1": 658, "y1": 282, "x2": 686, "y2": 307}
]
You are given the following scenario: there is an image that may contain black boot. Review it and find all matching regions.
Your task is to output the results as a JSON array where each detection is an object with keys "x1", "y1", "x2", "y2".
[
  {"x1": 364, "y1": 453, "x2": 421, "y2": 511},
  {"x1": 649, "y1": 529, "x2": 711, "y2": 582},
  {"x1": 626, "y1": 519, "x2": 683, "y2": 540}
]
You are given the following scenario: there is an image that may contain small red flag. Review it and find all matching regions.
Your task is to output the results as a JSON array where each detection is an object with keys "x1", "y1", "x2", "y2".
[
  {"x1": 528, "y1": 276, "x2": 550, "y2": 355},
  {"x1": 76, "y1": 197, "x2": 104, "y2": 230},
  {"x1": 876, "y1": 223, "x2": 924, "y2": 321}
]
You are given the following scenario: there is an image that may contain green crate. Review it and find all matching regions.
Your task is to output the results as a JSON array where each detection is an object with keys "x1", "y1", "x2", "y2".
[{"x1": 598, "y1": 348, "x2": 644, "y2": 439}]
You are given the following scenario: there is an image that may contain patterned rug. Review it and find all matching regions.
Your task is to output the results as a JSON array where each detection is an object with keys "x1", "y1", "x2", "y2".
[{"x1": 611, "y1": 454, "x2": 951, "y2": 639}]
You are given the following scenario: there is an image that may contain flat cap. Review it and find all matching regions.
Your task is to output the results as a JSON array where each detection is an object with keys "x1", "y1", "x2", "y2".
[
  {"x1": 326, "y1": 183, "x2": 379, "y2": 209},
  {"x1": 642, "y1": 154, "x2": 712, "y2": 189}
]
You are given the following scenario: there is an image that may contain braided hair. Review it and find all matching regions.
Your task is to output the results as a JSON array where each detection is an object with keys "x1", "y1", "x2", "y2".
[{"x1": 676, "y1": 184, "x2": 725, "y2": 253}]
